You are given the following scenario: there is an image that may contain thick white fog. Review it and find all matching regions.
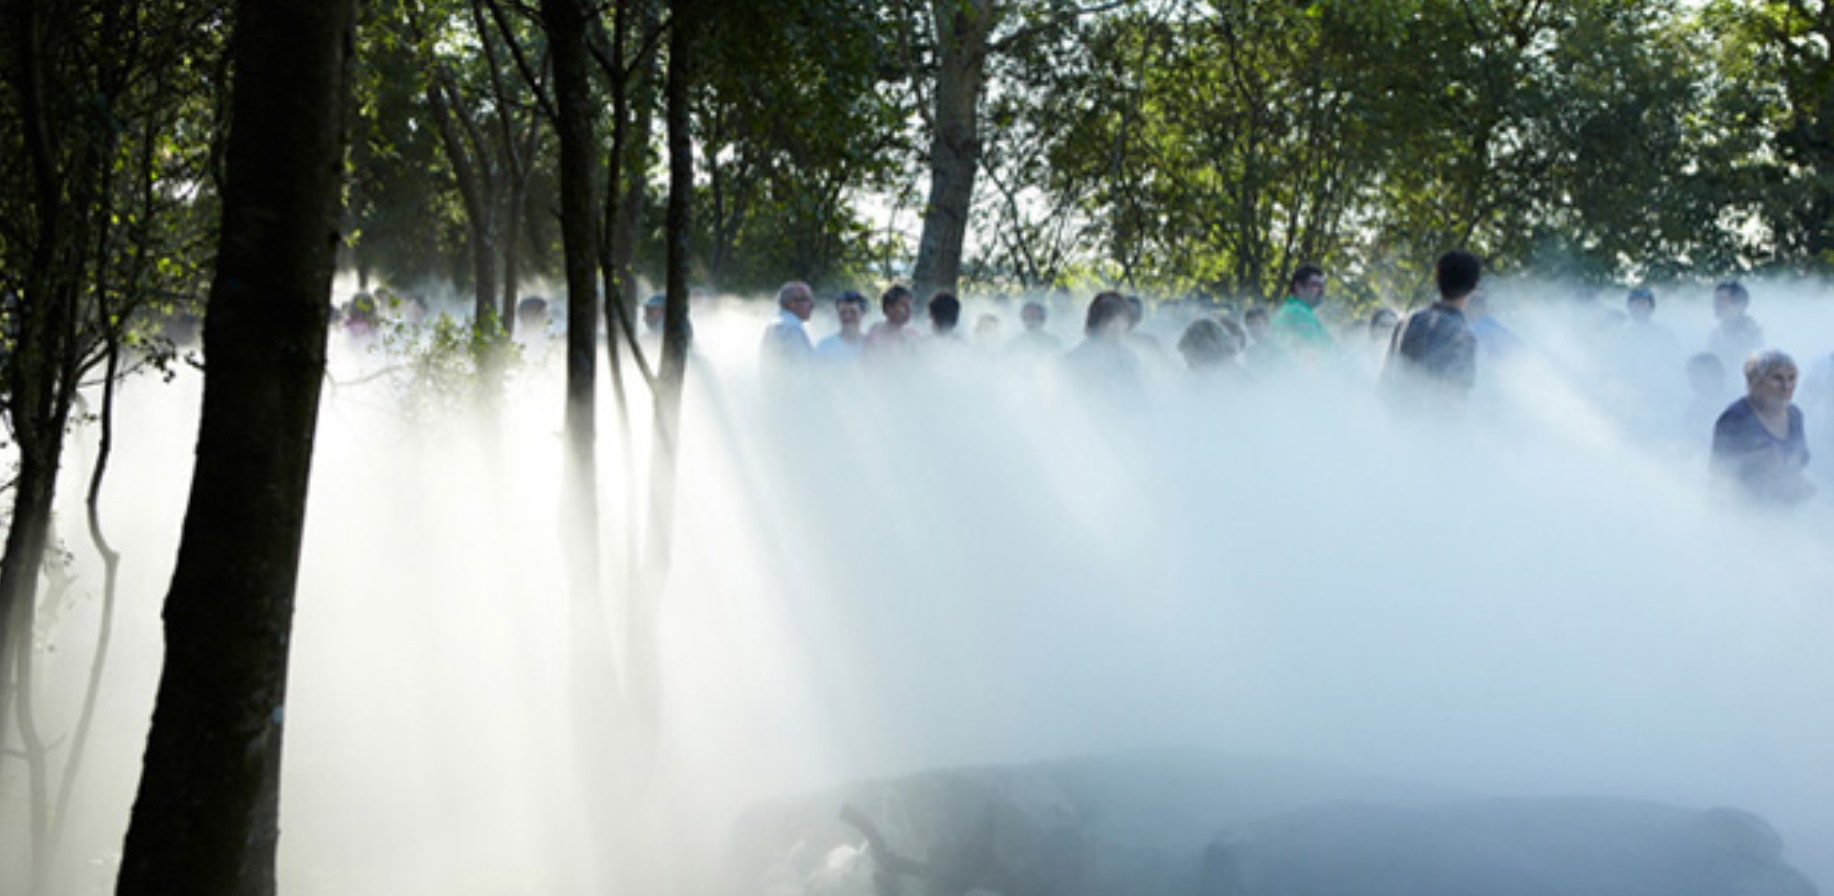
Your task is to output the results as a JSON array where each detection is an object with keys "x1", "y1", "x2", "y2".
[{"x1": 4, "y1": 277, "x2": 1833, "y2": 895}]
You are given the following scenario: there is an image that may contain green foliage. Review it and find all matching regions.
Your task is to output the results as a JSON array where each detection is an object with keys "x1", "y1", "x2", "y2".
[
  {"x1": 684, "y1": 0, "x2": 919, "y2": 292},
  {"x1": 371, "y1": 297, "x2": 517, "y2": 424}
]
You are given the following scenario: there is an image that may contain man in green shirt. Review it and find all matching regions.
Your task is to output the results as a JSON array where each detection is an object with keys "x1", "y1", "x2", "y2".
[{"x1": 1269, "y1": 264, "x2": 1336, "y2": 355}]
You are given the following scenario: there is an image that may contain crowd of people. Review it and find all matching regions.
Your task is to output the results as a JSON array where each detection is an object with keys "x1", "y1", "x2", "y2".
[{"x1": 757, "y1": 252, "x2": 1820, "y2": 507}]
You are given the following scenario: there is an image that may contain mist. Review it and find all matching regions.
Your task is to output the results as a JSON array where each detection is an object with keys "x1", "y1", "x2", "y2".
[{"x1": 4, "y1": 275, "x2": 1833, "y2": 895}]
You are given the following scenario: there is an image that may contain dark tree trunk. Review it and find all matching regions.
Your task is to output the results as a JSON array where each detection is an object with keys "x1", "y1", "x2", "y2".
[
  {"x1": 114, "y1": 1, "x2": 354, "y2": 893},
  {"x1": 543, "y1": 0, "x2": 609, "y2": 695},
  {"x1": 911, "y1": 0, "x2": 992, "y2": 300}
]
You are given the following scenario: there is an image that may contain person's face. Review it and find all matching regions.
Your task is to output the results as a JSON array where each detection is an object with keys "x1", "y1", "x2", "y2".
[
  {"x1": 837, "y1": 301, "x2": 863, "y2": 328},
  {"x1": 643, "y1": 305, "x2": 664, "y2": 331},
  {"x1": 1297, "y1": 274, "x2": 1326, "y2": 306},
  {"x1": 1750, "y1": 364, "x2": 1798, "y2": 409},
  {"x1": 1022, "y1": 306, "x2": 1045, "y2": 330},
  {"x1": 1628, "y1": 296, "x2": 1654, "y2": 323},
  {"x1": 785, "y1": 290, "x2": 814, "y2": 322},
  {"x1": 886, "y1": 296, "x2": 912, "y2": 326},
  {"x1": 1714, "y1": 289, "x2": 1738, "y2": 320}
]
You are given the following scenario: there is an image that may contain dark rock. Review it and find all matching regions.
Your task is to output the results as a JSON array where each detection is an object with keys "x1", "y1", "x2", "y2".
[{"x1": 724, "y1": 751, "x2": 1819, "y2": 896}]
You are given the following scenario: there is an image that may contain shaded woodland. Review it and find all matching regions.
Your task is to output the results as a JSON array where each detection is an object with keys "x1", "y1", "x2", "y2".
[{"x1": 1, "y1": 1, "x2": 1832, "y2": 895}]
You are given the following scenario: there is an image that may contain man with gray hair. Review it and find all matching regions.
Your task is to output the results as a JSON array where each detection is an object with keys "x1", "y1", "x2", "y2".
[{"x1": 761, "y1": 280, "x2": 816, "y2": 379}]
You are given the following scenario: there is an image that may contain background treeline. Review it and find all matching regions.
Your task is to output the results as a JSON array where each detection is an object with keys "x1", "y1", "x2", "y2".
[
  {"x1": 8, "y1": 0, "x2": 1831, "y2": 320},
  {"x1": 348, "y1": 0, "x2": 1834, "y2": 306}
]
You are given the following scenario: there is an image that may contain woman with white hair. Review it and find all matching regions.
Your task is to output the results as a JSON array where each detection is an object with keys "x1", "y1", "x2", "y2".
[{"x1": 1711, "y1": 349, "x2": 1814, "y2": 504}]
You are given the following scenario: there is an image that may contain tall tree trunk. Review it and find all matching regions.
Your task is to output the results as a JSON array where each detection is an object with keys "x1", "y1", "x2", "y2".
[
  {"x1": 114, "y1": 1, "x2": 354, "y2": 893},
  {"x1": 631, "y1": 0, "x2": 695, "y2": 734},
  {"x1": 911, "y1": 0, "x2": 993, "y2": 300},
  {"x1": 543, "y1": 0, "x2": 609, "y2": 701}
]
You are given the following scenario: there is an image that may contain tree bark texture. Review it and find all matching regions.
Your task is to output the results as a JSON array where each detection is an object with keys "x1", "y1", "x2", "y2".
[
  {"x1": 543, "y1": 0, "x2": 615, "y2": 702},
  {"x1": 114, "y1": 1, "x2": 354, "y2": 894},
  {"x1": 911, "y1": 0, "x2": 993, "y2": 301}
]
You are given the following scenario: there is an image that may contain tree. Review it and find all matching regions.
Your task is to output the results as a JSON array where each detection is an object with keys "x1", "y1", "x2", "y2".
[
  {"x1": 1702, "y1": 0, "x2": 1834, "y2": 272},
  {"x1": 114, "y1": 0, "x2": 356, "y2": 893},
  {"x1": 0, "y1": 0, "x2": 225, "y2": 814},
  {"x1": 397, "y1": 0, "x2": 549, "y2": 328}
]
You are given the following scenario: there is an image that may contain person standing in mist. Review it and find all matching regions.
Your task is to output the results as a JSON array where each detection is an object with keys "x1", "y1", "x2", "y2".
[
  {"x1": 1709, "y1": 281, "x2": 1763, "y2": 371},
  {"x1": 1008, "y1": 300, "x2": 1063, "y2": 357},
  {"x1": 1383, "y1": 251, "x2": 1481, "y2": 402},
  {"x1": 1270, "y1": 264, "x2": 1337, "y2": 356},
  {"x1": 816, "y1": 290, "x2": 869, "y2": 365},
  {"x1": 1712, "y1": 349, "x2": 1814, "y2": 504},
  {"x1": 864, "y1": 284, "x2": 920, "y2": 360},
  {"x1": 1065, "y1": 291, "x2": 1144, "y2": 400},
  {"x1": 761, "y1": 281, "x2": 816, "y2": 381}
]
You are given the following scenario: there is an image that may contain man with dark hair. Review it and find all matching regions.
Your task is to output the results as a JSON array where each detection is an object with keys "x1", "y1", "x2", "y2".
[
  {"x1": 1621, "y1": 285, "x2": 1677, "y2": 370},
  {"x1": 1007, "y1": 299, "x2": 1063, "y2": 358},
  {"x1": 1709, "y1": 280, "x2": 1763, "y2": 369},
  {"x1": 1064, "y1": 291, "x2": 1143, "y2": 396},
  {"x1": 817, "y1": 290, "x2": 869, "y2": 365},
  {"x1": 1384, "y1": 251, "x2": 1481, "y2": 398},
  {"x1": 1270, "y1": 263, "x2": 1335, "y2": 355},
  {"x1": 928, "y1": 291, "x2": 963, "y2": 336},
  {"x1": 865, "y1": 284, "x2": 919, "y2": 359}
]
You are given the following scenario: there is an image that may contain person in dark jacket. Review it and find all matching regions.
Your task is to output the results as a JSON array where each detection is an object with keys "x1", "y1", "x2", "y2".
[{"x1": 1712, "y1": 349, "x2": 1814, "y2": 504}]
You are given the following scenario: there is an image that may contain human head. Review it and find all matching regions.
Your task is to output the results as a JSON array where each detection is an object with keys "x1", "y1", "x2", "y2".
[
  {"x1": 1244, "y1": 306, "x2": 1271, "y2": 340},
  {"x1": 1744, "y1": 349, "x2": 1798, "y2": 410},
  {"x1": 835, "y1": 290, "x2": 867, "y2": 330},
  {"x1": 1177, "y1": 318, "x2": 1242, "y2": 370},
  {"x1": 517, "y1": 296, "x2": 549, "y2": 332},
  {"x1": 928, "y1": 291, "x2": 961, "y2": 334},
  {"x1": 1714, "y1": 281, "x2": 1749, "y2": 320},
  {"x1": 974, "y1": 313, "x2": 1002, "y2": 342},
  {"x1": 643, "y1": 294, "x2": 666, "y2": 332},
  {"x1": 1435, "y1": 251, "x2": 1482, "y2": 302},
  {"x1": 1627, "y1": 287, "x2": 1654, "y2": 323},
  {"x1": 778, "y1": 281, "x2": 815, "y2": 322},
  {"x1": 881, "y1": 285, "x2": 913, "y2": 327},
  {"x1": 1289, "y1": 265, "x2": 1326, "y2": 307},
  {"x1": 1369, "y1": 307, "x2": 1400, "y2": 342},
  {"x1": 1021, "y1": 301, "x2": 1047, "y2": 331},
  {"x1": 1085, "y1": 291, "x2": 1131, "y2": 339},
  {"x1": 346, "y1": 292, "x2": 378, "y2": 326}
]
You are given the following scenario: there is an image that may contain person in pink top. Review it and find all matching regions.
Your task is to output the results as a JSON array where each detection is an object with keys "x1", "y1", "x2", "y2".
[{"x1": 864, "y1": 285, "x2": 920, "y2": 360}]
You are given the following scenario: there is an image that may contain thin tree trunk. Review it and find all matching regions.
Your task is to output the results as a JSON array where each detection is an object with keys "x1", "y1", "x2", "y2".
[
  {"x1": 0, "y1": 0, "x2": 85, "y2": 751},
  {"x1": 596, "y1": 0, "x2": 645, "y2": 618},
  {"x1": 610, "y1": 0, "x2": 660, "y2": 305},
  {"x1": 115, "y1": 1, "x2": 354, "y2": 893},
  {"x1": 630, "y1": 0, "x2": 694, "y2": 739},
  {"x1": 911, "y1": 0, "x2": 993, "y2": 300}
]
